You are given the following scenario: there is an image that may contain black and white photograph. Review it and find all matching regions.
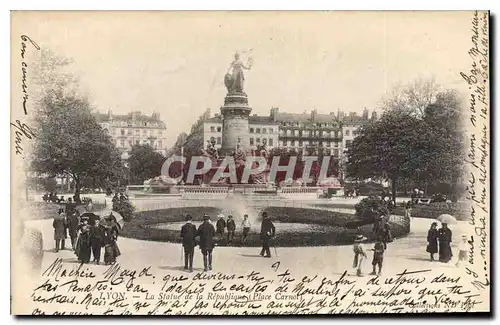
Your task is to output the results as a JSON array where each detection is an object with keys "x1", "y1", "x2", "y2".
[{"x1": 10, "y1": 10, "x2": 490, "y2": 315}]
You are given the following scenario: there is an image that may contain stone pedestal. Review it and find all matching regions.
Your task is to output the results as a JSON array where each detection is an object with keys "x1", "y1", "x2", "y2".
[{"x1": 220, "y1": 91, "x2": 252, "y2": 156}]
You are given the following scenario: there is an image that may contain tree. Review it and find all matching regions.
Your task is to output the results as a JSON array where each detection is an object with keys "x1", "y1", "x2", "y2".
[
  {"x1": 30, "y1": 90, "x2": 124, "y2": 203},
  {"x1": 346, "y1": 110, "x2": 430, "y2": 204},
  {"x1": 381, "y1": 77, "x2": 440, "y2": 118},
  {"x1": 127, "y1": 144, "x2": 166, "y2": 184}
]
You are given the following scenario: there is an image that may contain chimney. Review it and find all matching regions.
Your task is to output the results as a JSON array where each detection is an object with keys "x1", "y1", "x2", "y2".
[
  {"x1": 270, "y1": 107, "x2": 279, "y2": 122},
  {"x1": 108, "y1": 109, "x2": 113, "y2": 119},
  {"x1": 152, "y1": 112, "x2": 160, "y2": 120},
  {"x1": 311, "y1": 109, "x2": 317, "y2": 122},
  {"x1": 362, "y1": 107, "x2": 369, "y2": 120},
  {"x1": 371, "y1": 110, "x2": 378, "y2": 120}
]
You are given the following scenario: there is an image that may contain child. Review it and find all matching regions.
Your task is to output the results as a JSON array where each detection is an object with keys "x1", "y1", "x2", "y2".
[
  {"x1": 370, "y1": 238, "x2": 385, "y2": 276},
  {"x1": 353, "y1": 234, "x2": 367, "y2": 277},
  {"x1": 456, "y1": 235, "x2": 468, "y2": 267}
]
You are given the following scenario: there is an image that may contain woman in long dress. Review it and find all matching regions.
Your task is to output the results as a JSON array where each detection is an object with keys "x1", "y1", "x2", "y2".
[
  {"x1": 75, "y1": 217, "x2": 92, "y2": 263},
  {"x1": 103, "y1": 216, "x2": 121, "y2": 265},
  {"x1": 438, "y1": 223, "x2": 453, "y2": 263},
  {"x1": 426, "y1": 222, "x2": 439, "y2": 261}
]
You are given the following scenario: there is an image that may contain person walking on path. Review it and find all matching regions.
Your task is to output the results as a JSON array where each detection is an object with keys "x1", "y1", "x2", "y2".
[
  {"x1": 180, "y1": 214, "x2": 197, "y2": 272},
  {"x1": 352, "y1": 234, "x2": 367, "y2": 277},
  {"x1": 67, "y1": 210, "x2": 80, "y2": 250},
  {"x1": 426, "y1": 222, "x2": 439, "y2": 261},
  {"x1": 216, "y1": 214, "x2": 226, "y2": 240},
  {"x1": 226, "y1": 215, "x2": 236, "y2": 245},
  {"x1": 197, "y1": 214, "x2": 216, "y2": 272},
  {"x1": 241, "y1": 214, "x2": 251, "y2": 244},
  {"x1": 438, "y1": 223, "x2": 453, "y2": 263},
  {"x1": 53, "y1": 209, "x2": 67, "y2": 252},
  {"x1": 370, "y1": 239, "x2": 385, "y2": 276},
  {"x1": 259, "y1": 211, "x2": 275, "y2": 258},
  {"x1": 90, "y1": 219, "x2": 105, "y2": 264}
]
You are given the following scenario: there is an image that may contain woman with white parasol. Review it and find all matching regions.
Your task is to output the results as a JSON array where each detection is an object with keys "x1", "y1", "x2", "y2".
[
  {"x1": 101, "y1": 209, "x2": 123, "y2": 264},
  {"x1": 436, "y1": 214, "x2": 456, "y2": 263}
]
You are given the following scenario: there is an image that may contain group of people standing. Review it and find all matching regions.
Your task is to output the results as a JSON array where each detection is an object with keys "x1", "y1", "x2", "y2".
[
  {"x1": 180, "y1": 212, "x2": 276, "y2": 272},
  {"x1": 215, "y1": 214, "x2": 253, "y2": 245},
  {"x1": 52, "y1": 204, "x2": 121, "y2": 265},
  {"x1": 426, "y1": 222, "x2": 453, "y2": 263}
]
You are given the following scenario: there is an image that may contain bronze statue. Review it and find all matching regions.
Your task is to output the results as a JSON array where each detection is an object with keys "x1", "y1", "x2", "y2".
[
  {"x1": 201, "y1": 138, "x2": 219, "y2": 160},
  {"x1": 224, "y1": 52, "x2": 253, "y2": 94},
  {"x1": 256, "y1": 138, "x2": 269, "y2": 159}
]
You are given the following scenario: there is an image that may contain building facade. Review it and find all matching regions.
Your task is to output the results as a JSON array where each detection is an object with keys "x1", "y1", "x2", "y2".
[
  {"x1": 95, "y1": 110, "x2": 167, "y2": 160},
  {"x1": 182, "y1": 107, "x2": 377, "y2": 158}
]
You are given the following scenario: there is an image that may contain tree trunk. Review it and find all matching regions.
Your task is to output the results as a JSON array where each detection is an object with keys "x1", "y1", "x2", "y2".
[
  {"x1": 74, "y1": 176, "x2": 81, "y2": 204},
  {"x1": 391, "y1": 176, "x2": 397, "y2": 205}
]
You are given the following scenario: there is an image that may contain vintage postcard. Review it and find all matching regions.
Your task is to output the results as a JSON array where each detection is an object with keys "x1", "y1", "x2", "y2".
[{"x1": 10, "y1": 11, "x2": 490, "y2": 315}]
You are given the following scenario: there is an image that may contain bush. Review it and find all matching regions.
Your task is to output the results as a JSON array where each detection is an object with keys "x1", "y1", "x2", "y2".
[
  {"x1": 112, "y1": 194, "x2": 135, "y2": 222},
  {"x1": 393, "y1": 202, "x2": 468, "y2": 221},
  {"x1": 354, "y1": 195, "x2": 390, "y2": 222},
  {"x1": 121, "y1": 206, "x2": 409, "y2": 247}
]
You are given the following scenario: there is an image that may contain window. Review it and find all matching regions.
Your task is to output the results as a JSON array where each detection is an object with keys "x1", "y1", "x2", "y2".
[
  {"x1": 345, "y1": 130, "x2": 350, "y2": 136},
  {"x1": 135, "y1": 129, "x2": 140, "y2": 135},
  {"x1": 210, "y1": 126, "x2": 215, "y2": 132},
  {"x1": 299, "y1": 140, "x2": 303, "y2": 147},
  {"x1": 158, "y1": 130, "x2": 163, "y2": 136},
  {"x1": 326, "y1": 142, "x2": 331, "y2": 147},
  {"x1": 150, "y1": 140, "x2": 154, "y2": 146},
  {"x1": 256, "y1": 128, "x2": 261, "y2": 134},
  {"x1": 346, "y1": 140, "x2": 352, "y2": 147},
  {"x1": 121, "y1": 129, "x2": 125, "y2": 136},
  {"x1": 291, "y1": 140, "x2": 295, "y2": 146},
  {"x1": 294, "y1": 130, "x2": 299, "y2": 136},
  {"x1": 256, "y1": 138, "x2": 261, "y2": 143},
  {"x1": 268, "y1": 138, "x2": 273, "y2": 146},
  {"x1": 217, "y1": 126, "x2": 222, "y2": 132},
  {"x1": 262, "y1": 128, "x2": 267, "y2": 134},
  {"x1": 210, "y1": 137, "x2": 215, "y2": 142},
  {"x1": 120, "y1": 140, "x2": 125, "y2": 147},
  {"x1": 250, "y1": 138, "x2": 254, "y2": 145},
  {"x1": 143, "y1": 129, "x2": 147, "y2": 135},
  {"x1": 216, "y1": 137, "x2": 221, "y2": 144},
  {"x1": 333, "y1": 149, "x2": 339, "y2": 157},
  {"x1": 127, "y1": 129, "x2": 132, "y2": 135},
  {"x1": 250, "y1": 128, "x2": 254, "y2": 133},
  {"x1": 325, "y1": 149, "x2": 331, "y2": 155},
  {"x1": 135, "y1": 140, "x2": 140, "y2": 145},
  {"x1": 158, "y1": 141, "x2": 162, "y2": 148},
  {"x1": 269, "y1": 128, "x2": 273, "y2": 134},
  {"x1": 334, "y1": 141, "x2": 339, "y2": 148}
]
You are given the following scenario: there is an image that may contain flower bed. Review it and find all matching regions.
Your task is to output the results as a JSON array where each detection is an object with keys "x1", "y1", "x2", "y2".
[{"x1": 121, "y1": 206, "x2": 409, "y2": 247}]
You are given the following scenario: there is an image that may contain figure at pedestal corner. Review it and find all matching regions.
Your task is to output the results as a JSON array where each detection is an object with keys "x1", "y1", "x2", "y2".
[
  {"x1": 256, "y1": 138, "x2": 269, "y2": 160},
  {"x1": 224, "y1": 52, "x2": 253, "y2": 94},
  {"x1": 201, "y1": 138, "x2": 219, "y2": 161},
  {"x1": 233, "y1": 137, "x2": 247, "y2": 167}
]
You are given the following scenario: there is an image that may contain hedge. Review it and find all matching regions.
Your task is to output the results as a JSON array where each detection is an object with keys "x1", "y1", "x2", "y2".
[
  {"x1": 393, "y1": 202, "x2": 469, "y2": 221},
  {"x1": 121, "y1": 206, "x2": 409, "y2": 247}
]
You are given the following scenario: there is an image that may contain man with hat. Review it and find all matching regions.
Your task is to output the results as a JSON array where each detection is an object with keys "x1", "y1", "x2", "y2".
[
  {"x1": 226, "y1": 215, "x2": 236, "y2": 245},
  {"x1": 216, "y1": 214, "x2": 226, "y2": 240},
  {"x1": 197, "y1": 214, "x2": 216, "y2": 271},
  {"x1": 259, "y1": 211, "x2": 276, "y2": 258},
  {"x1": 180, "y1": 214, "x2": 197, "y2": 272}
]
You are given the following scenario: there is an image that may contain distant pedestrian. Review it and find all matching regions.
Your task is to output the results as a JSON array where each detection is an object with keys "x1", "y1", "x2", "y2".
[
  {"x1": 197, "y1": 214, "x2": 216, "y2": 272},
  {"x1": 53, "y1": 210, "x2": 67, "y2": 252},
  {"x1": 67, "y1": 210, "x2": 80, "y2": 250},
  {"x1": 90, "y1": 219, "x2": 105, "y2": 264},
  {"x1": 180, "y1": 214, "x2": 197, "y2": 272},
  {"x1": 241, "y1": 214, "x2": 251, "y2": 244},
  {"x1": 103, "y1": 215, "x2": 121, "y2": 265},
  {"x1": 370, "y1": 238, "x2": 385, "y2": 276},
  {"x1": 259, "y1": 211, "x2": 276, "y2": 258},
  {"x1": 216, "y1": 214, "x2": 226, "y2": 239},
  {"x1": 456, "y1": 235, "x2": 468, "y2": 267},
  {"x1": 438, "y1": 223, "x2": 453, "y2": 263},
  {"x1": 352, "y1": 234, "x2": 367, "y2": 277},
  {"x1": 226, "y1": 215, "x2": 236, "y2": 244},
  {"x1": 426, "y1": 222, "x2": 439, "y2": 261}
]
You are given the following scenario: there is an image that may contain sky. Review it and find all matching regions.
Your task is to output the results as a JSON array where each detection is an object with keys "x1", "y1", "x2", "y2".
[{"x1": 12, "y1": 11, "x2": 473, "y2": 148}]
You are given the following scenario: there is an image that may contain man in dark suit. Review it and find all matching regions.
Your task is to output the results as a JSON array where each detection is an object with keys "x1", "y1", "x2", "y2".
[
  {"x1": 197, "y1": 214, "x2": 216, "y2": 272},
  {"x1": 259, "y1": 211, "x2": 276, "y2": 258},
  {"x1": 180, "y1": 214, "x2": 197, "y2": 272},
  {"x1": 90, "y1": 219, "x2": 105, "y2": 264},
  {"x1": 226, "y1": 215, "x2": 236, "y2": 244},
  {"x1": 216, "y1": 214, "x2": 226, "y2": 239}
]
